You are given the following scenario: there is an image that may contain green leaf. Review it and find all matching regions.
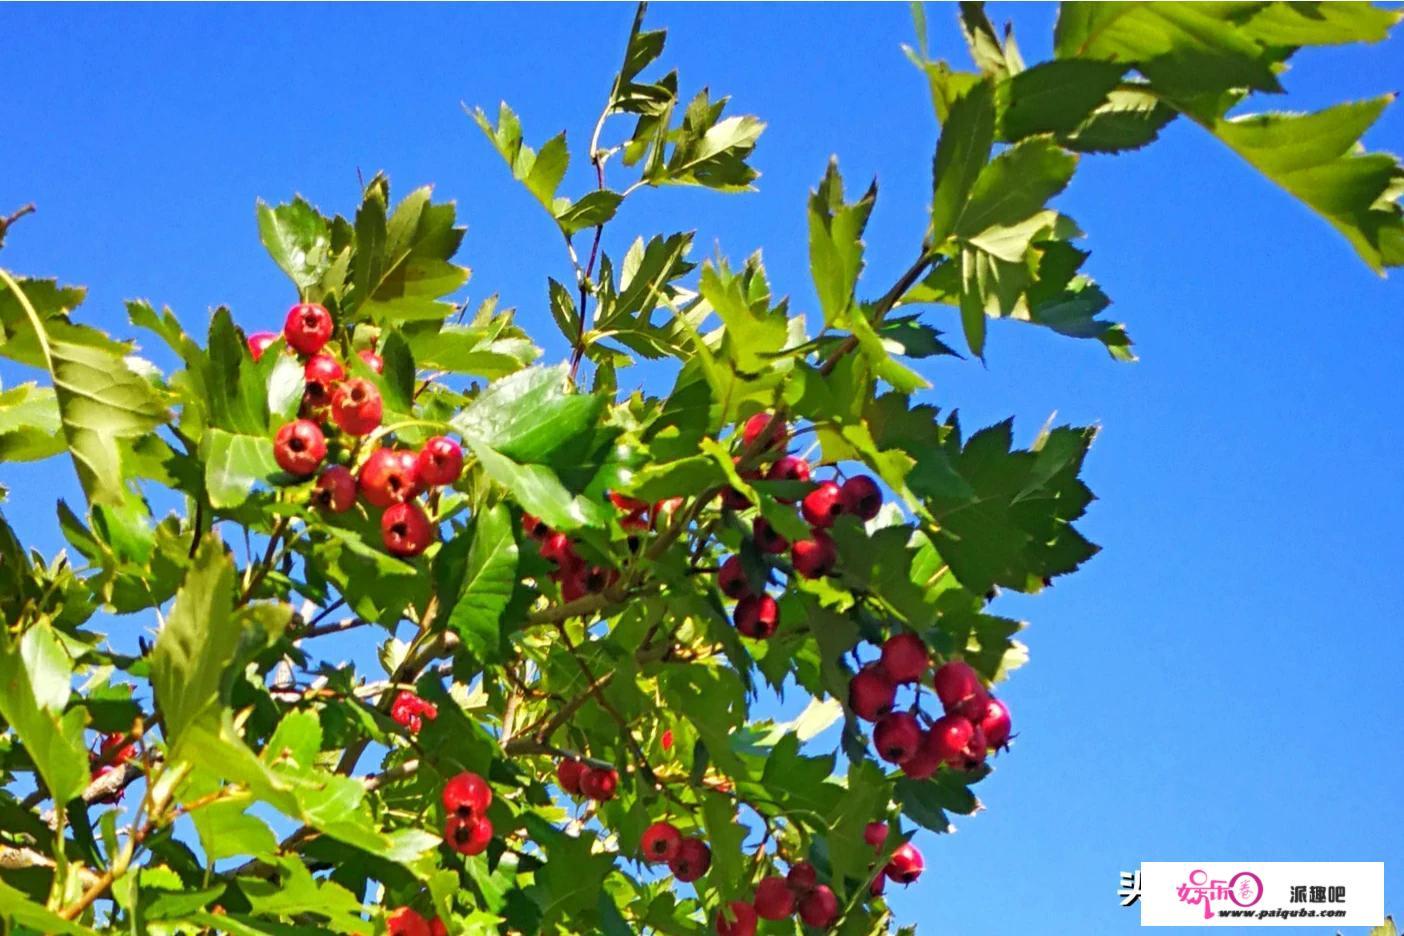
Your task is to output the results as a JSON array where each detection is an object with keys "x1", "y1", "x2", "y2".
[
  {"x1": 438, "y1": 503, "x2": 519, "y2": 661},
  {"x1": 0, "y1": 381, "x2": 65, "y2": 462},
  {"x1": 1060, "y1": 85, "x2": 1177, "y2": 154},
  {"x1": 1240, "y1": 2, "x2": 1402, "y2": 48},
  {"x1": 190, "y1": 793, "x2": 280, "y2": 861},
  {"x1": 257, "y1": 196, "x2": 333, "y2": 292},
  {"x1": 204, "y1": 428, "x2": 280, "y2": 510},
  {"x1": 930, "y1": 80, "x2": 996, "y2": 245},
  {"x1": 1203, "y1": 98, "x2": 1404, "y2": 273},
  {"x1": 469, "y1": 442, "x2": 609, "y2": 532},
  {"x1": 0, "y1": 621, "x2": 90, "y2": 803},
  {"x1": 958, "y1": 139, "x2": 1078, "y2": 237},
  {"x1": 809, "y1": 159, "x2": 878, "y2": 328},
  {"x1": 472, "y1": 103, "x2": 570, "y2": 215},
  {"x1": 0, "y1": 879, "x2": 100, "y2": 935},
  {"x1": 998, "y1": 59, "x2": 1128, "y2": 140},
  {"x1": 349, "y1": 179, "x2": 470, "y2": 324},
  {"x1": 452, "y1": 364, "x2": 605, "y2": 467},
  {"x1": 555, "y1": 190, "x2": 625, "y2": 235},
  {"x1": 0, "y1": 272, "x2": 169, "y2": 506}
]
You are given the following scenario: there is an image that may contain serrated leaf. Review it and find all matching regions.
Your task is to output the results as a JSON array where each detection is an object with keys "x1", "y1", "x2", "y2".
[
  {"x1": 452, "y1": 364, "x2": 605, "y2": 468},
  {"x1": 257, "y1": 196, "x2": 333, "y2": 292},
  {"x1": 809, "y1": 159, "x2": 877, "y2": 327},
  {"x1": 438, "y1": 503, "x2": 519, "y2": 661},
  {"x1": 0, "y1": 622, "x2": 89, "y2": 803},
  {"x1": 0, "y1": 381, "x2": 64, "y2": 462},
  {"x1": 204, "y1": 428, "x2": 280, "y2": 510},
  {"x1": 930, "y1": 80, "x2": 996, "y2": 245},
  {"x1": 998, "y1": 59, "x2": 1128, "y2": 140}
]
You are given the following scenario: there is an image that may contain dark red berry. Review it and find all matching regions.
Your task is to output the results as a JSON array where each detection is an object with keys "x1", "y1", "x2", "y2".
[
  {"x1": 848, "y1": 666, "x2": 896, "y2": 722},
  {"x1": 445, "y1": 814, "x2": 492, "y2": 856},
  {"x1": 331, "y1": 377, "x2": 383, "y2": 436},
  {"x1": 248, "y1": 331, "x2": 278, "y2": 361},
  {"x1": 801, "y1": 480, "x2": 844, "y2": 528},
  {"x1": 839, "y1": 475, "x2": 882, "y2": 521},
  {"x1": 900, "y1": 730, "x2": 943, "y2": 780},
  {"x1": 522, "y1": 513, "x2": 550, "y2": 540},
  {"x1": 303, "y1": 354, "x2": 344, "y2": 409},
  {"x1": 282, "y1": 302, "x2": 333, "y2": 355},
  {"x1": 274, "y1": 419, "x2": 326, "y2": 476},
  {"x1": 580, "y1": 766, "x2": 618, "y2": 802},
  {"x1": 786, "y1": 861, "x2": 818, "y2": 894},
  {"x1": 752, "y1": 517, "x2": 789, "y2": 554},
  {"x1": 928, "y1": 714, "x2": 975, "y2": 767},
  {"x1": 766, "y1": 455, "x2": 811, "y2": 502},
  {"x1": 734, "y1": 594, "x2": 779, "y2": 639},
  {"x1": 387, "y1": 908, "x2": 432, "y2": 936},
  {"x1": 609, "y1": 491, "x2": 649, "y2": 515},
  {"x1": 359, "y1": 448, "x2": 421, "y2": 508},
  {"x1": 885, "y1": 842, "x2": 924, "y2": 884},
  {"x1": 669, "y1": 837, "x2": 711, "y2": 882},
  {"x1": 754, "y1": 876, "x2": 794, "y2": 920},
  {"x1": 313, "y1": 465, "x2": 356, "y2": 512},
  {"x1": 741, "y1": 412, "x2": 788, "y2": 453},
  {"x1": 798, "y1": 884, "x2": 838, "y2": 928},
  {"x1": 556, "y1": 759, "x2": 585, "y2": 795},
  {"x1": 641, "y1": 821, "x2": 682, "y2": 864},
  {"x1": 790, "y1": 529, "x2": 836, "y2": 579},
  {"x1": 933, "y1": 660, "x2": 984, "y2": 712},
  {"x1": 540, "y1": 532, "x2": 581, "y2": 570},
  {"x1": 979, "y1": 697, "x2": 1012, "y2": 750},
  {"x1": 442, "y1": 771, "x2": 492, "y2": 819},
  {"x1": 715, "y1": 901, "x2": 757, "y2": 936},
  {"x1": 382, "y1": 501, "x2": 433, "y2": 557},
  {"x1": 718, "y1": 555, "x2": 751, "y2": 599},
  {"x1": 864, "y1": 821, "x2": 888, "y2": 849},
  {"x1": 873, "y1": 712, "x2": 923, "y2": 764},
  {"x1": 417, "y1": 436, "x2": 463, "y2": 487},
  {"x1": 879, "y1": 633, "x2": 929, "y2": 684},
  {"x1": 358, "y1": 348, "x2": 384, "y2": 373}
]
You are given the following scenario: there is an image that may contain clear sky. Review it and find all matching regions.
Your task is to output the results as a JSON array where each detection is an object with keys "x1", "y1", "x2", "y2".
[{"x1": 2, "y1": 4, "x2": 1402, "y2": 934}]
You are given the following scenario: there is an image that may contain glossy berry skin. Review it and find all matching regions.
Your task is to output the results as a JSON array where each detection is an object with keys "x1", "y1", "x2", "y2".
[
  {"x1": 559, "y1": 568, "x2": 588, "y2": 603},
  {"x1": 417, "y1": 436, "x2": 464, "y2": 487},
  {"x1": 929, "y1": 714, "x2": 976, "y2": 767},
  {"x1": 668, "y1": 837, "x2": 711, "y2": 882},
  {"x1": 933, "y1": 660, "x2": 985, "y2": 712},
  {"x1": 273, "y1": 420, "x2": 326, "y2": 476},
  {"x1": 442, "y1": 771, "x2": 492, "y2": 819},
  {"x1": 766, "y1": 455, "x2": 811, "y2": 502},
  {"x1": 312, "y1": 465, "x2": 356, "y2": 513},
  {"x1": 873, "y1": 711, "x2": 923, "y2": 764},
  {"x1": 540, "y1": 532, "x2": 581, "y2": 570},
  {"x1": 580, "y1": 766, "x2": 619, "y2": 801},
  {"x1": 741, "y1": 412, "x2": 788, "y2": 452},
  {"x1": 798, "y1": 884, "x2": 839, "y2": 928},
  {"x1": 282, "y1": 302, "x2": 333, "y2": 355},
  {"x1": 247, "y1": 331, "x2": 278, "y2": 361},
  {"x1": 716, "y1": 901, "x2": 758, "y2": 936},
  {"x1": 641, "y1": 821, "x2": 682, "y2": 864},
  {"x1": 522, "y1": 513, "x2": 550, "y2": 541},
  {"x1": 900, "y1": 730, "x2": 944, "y2": 780},
  {"x1": 382, "y1": 501, "x2": 433, "y2": 557},
  {"x1": 885, "y1": 842, "x2": 924, "y2": 884},
  {"x1": 358, "y1": 348, "x2": 384, "y2": 373},
  {"x1": 390, "y1": 691, "x2": 438, "y2": 734},
  {"x1": 445, "y1": 814, "x2": 492, "y2": 856},
  {"x1": 960, "y1": 723, "x2": 989, "y2": 769},
  {"x1": 734, "y1": 594, "x2": 779, "y2": 639},
  {"x1": 429, "y1": 921, "x2": 448, "y2": 936},
  {"x1": 979, "y1": 697, "x2": 1012, "y2": 750},
  {"x1": 869, "y1": 874, "x2": 887, "y2": 898},
  {"x1": 556, "y1": 758, "x2": 585, "y2": 796},
  {"x1": 801, "y1": 480, "x2": 844, "y2": 528},
  {"x1": 330, "y1": 377, "x2": 383, "y2": 436},
  {"x1": 786, "y1": 861, "x2": 818, "y2": 894},
  {"x1": 754, "y1": 876, "x2": 795, "y2": 920},
  {"x1": 359, "y1": 448, "x2": 421, "y2": 508},
  {"x1": 839, "y1": 474, "x2": 882, "y2": 520},
  {"x1": 864, "y1": 821, "x2": 889, "y2": 849},
  {"x1": 752, "y1": 517, "x2": 789, "y2": 554},
  {"x1": 302, "y1": 354, "x2": 344, "y2": 409},
  {"x1": 791, "y1": 529, "x2": 837, "y2": 579},
  {"x1": 879, "y1": 632, "x2": 929, "y2": 684},
  {"x1": 848, "y1": 666, "x2": 896, "y2": 722},
  {"x1": 387, "y1": 908, "x2": 432, "y2": 936},
  {"x1": 718, "y1": 555, "x2": 751, "y2": 599}
]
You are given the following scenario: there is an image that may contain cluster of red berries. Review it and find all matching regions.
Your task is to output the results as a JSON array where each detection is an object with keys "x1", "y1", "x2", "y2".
[
  {"x1": 259, "y1": 303, "x2": 463, "y2": 558},
  {"x1": 88, "y1": 732, "x2": 136, "y2": 804},
  {"x1": 718, "y1": 412, "x2": 884, "y2": 639},
  {"x1": 849, "y1": 637, "x2": 1013, "y2": 779},
  {"x1": 390, "y1": 691, "x2": 439, "y2": 734},
  {"x1": 862, "y1": 822, "x2": 924, "y2": 897},
  {"x1": 712, "y1": 860, "x2": 841, "y2": 935},
  {"x1": 521, "y1": 502, "x2": 631, "y2": 602},
  {"x1": 555, "y1": 757, "x2": 620, "y2": 802},
  {"x1": 386, "y1": 907, "x2": 449, "y2": 936},
  {"x1": 441, "y1": 771, "x2": 494, "y2": 857},
  {"x1": 640, "y1": 820, "x2": 712, "y2": 883}
]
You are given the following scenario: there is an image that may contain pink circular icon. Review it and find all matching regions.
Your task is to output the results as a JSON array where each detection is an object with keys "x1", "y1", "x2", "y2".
[{"x1": 1229, "y1": 871, "x2": 1264, "y2": 907}]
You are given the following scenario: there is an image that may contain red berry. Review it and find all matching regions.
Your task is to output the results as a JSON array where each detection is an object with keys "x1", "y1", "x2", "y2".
[
  {"x1": 417, "y1": 436, "x2": 463, "y2": 487},
  {"x1": 885, "y1": 842, "x2": 924, "y2": 884},
  {"x1": 721, "y1": 486, "x2": 752, "y2": 511},
  {"x1": 282, "y1": 302, "x2": 333, "y2": 355},
  {"x1": 273, "y1": 419, "x2": 326, "y2": 476},
  {"x1": 766, "y1": 455, "x2": 811, "y2": 502},
  {"x1": 442, "y1": 771, "x2": 492, "y2": 819},
  {"x1": 522, "y1": 513, "x2": 550, "y2": 540},
  {"x1": 786, "y1": 861, "x2": 818, "y2": 894},
  {"x1": 928, "y1": 714, "x2": 975, "y2": 767},
  {"x1": 873, "y1": 712, "x2": 923, "y2": 764},
  {"x1": 445, "y1": 814, "x2": 492, "y2": 856},
  {"x1": 652, "y1": 497, "x2": 684, "y2": 528},
  {"x1": 248, "y1": 331, "x2": 278, "y2": 361},
  {"x1": 661, "y1": 729, "x2": 674, "y2": 751},
  {"x1": 556, "y1": 758, "x2": 585, "y2": 795},
  {"x1": 559, "y1": 568, "x2": 588, "y2": 603},
  {"x1": 879, "y1": 633, "x2": 929, "y2": 684},
  {"x1": 359, "y1": 448, "x2": 421, "y2": 508},
  {"x1": 390, "y1": 691, "x2": 437, "y2": 733},
  {"x1": 718, "y1": 556, "x2": 751, "y2": 599},
  {"x1": 539, "y1": 531, "x2": 580, "y2": 568},
  {"x1": 900, "y1": 730, "x2": 944, "y2": 780},
  {"x1": 312, "y1": 465, "x2": 356, "y2": 513},
  {"x1": 798, "y1": 884, "x2": 838, "y2": 928},
  {"x1": 960, "y1": 722, "x2": 989, "y2": 769},
  {"x1": 839, "y1": 475, "x2": 882, "y2": 521},
  {"x1": 741, "y1": 412, "x2": 788, "y2": 452},
  {"x1": 302, "y1": 354, "x2": 345, "y2": 409},
  {"x1": 790, "y1": 529, "x2": 836, "y2": 579},
  {"x1": 330, "y1": 377, "x2": 383, "y2": 436},
  {"x1": 98, "y1": 733, "x2": 137, "y2": 766},
  {"x1": 429, "y1": 920, "x2": 448, "y2": 936},
  {"x1": 864, "y1": 821, "x2": 889, "y2": 849},
  {"x1": 734, "y1": 594, "x2": 779, "y2": 639},
  {"x1": 641, "y1": 821, "x2": 682, "y2": 864},
  {"x1": 848, "y1": 666, "x2": 896, "y2": 722},
  {"x1": 933, "y1": 660, "x2": 985, "y2": 713},
  {"x1": 754, "y1": 876, "x2": 795, "y2": 920},
  {"x1": 387, "y1": 907, "x2": 432, "y2": 936},
  {"x1": 752, "y1": 517, "x2": 789, "y2": 554},
  {"x1": 381, "y1": 501, "x2": 433, "y2": 557},
  {"x1": 801, "y1": 480, "x2": 844, "y2": 528},
  {"x1": 979, "y1": 697, "x2": 1012, "y2": 750},
  {"x1": 715, "y1": 901, "x2": 757, "y2": 936},
  {"x1": 580, "y1": 766, "x2": 619, "y2": 802},
  {"x1": 582, "y1": 565, "x2": 617, "y2": 593},
  {"x1": 870, "y1": 874, "x2": 886, "y2": 897},
  {"x1": 669, "y1": 837, "x2": 711, "y2": 882},
  {"x1": 359, "y1": 348, "x2": 384, "y2": 373},
  {"x1": 609, "y1": 491, "x2": 649, "y2": 515}
]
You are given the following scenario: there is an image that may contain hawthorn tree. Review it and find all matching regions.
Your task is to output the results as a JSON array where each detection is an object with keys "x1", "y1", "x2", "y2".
[{"x1": 1, "y1": 3, "x2": 1401, "y2": 934}]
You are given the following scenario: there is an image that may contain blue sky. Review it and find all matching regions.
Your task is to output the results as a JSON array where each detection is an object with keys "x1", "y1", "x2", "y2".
[{"x1": 3, "y1": 3, "x2": 1402, "y2": 934}]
